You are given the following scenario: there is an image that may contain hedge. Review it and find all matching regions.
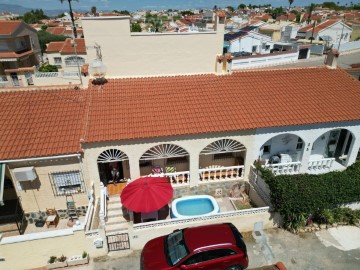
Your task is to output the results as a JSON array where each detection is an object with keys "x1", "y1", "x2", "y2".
[{"x1": 255, "y1": 161, "x2": 360, "y2": 229}]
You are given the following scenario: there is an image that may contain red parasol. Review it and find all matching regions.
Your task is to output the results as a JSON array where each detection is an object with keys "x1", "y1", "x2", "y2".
[{"x1": 120, "y1": 176, "x2": 173, "y2": 213}]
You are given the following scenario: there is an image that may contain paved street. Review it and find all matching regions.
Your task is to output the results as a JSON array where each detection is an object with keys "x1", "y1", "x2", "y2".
[
  {"x1": 275, "y1": 49, "x2": 360, "y2": 69},
  {"x1": 83, "y1": 226, "x2": 360, "y2": 270}
]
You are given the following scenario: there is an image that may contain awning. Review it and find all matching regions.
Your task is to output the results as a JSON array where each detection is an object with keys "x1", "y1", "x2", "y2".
[{"x1": 0, "y1": 164, "x2": 5, "y2": 206}]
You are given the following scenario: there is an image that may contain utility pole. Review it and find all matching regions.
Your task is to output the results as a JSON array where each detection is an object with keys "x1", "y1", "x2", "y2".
[{"x1": 337, "y1": 15, "x2": 345, "y2": 50}]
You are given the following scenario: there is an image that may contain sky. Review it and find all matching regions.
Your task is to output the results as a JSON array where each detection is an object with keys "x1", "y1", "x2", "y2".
[{"x1": 0, "y1": 0, "x2": 354, "y2": 12}]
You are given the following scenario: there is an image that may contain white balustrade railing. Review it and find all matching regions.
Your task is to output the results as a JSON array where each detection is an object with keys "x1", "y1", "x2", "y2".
[
  {"x1": 133, "y1": 207, "x2": 270, "y2": 230},
  {"x1": 35, "y1": 72, "x2": 59, "y2": 78},
  {"x1": 164, "y1": 171, "x2": 190, "y2": 186},
  {"x1": 199, "y1": 165, "x2": 244, "y2": 182},
  {"x1": 99, "y1": 184, "x2": 107, "y2": 225},
  {"x1": 263, "y1": 161, "x2": 301, "y2": 175},
  {"x1": 307, "y1": 158, "x2": 335, "y2": 173},
  {"x1": 63, "y1": 71, "x2": 80, "y2": 77},
  {"x1": 84, "y1": 182, "x2": 95, "y2": 231}
]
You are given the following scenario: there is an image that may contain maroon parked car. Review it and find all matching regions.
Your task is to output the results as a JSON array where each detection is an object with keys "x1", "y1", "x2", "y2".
[{"x1": 141, "y1": 223, "x2": 248, "y2": 270}]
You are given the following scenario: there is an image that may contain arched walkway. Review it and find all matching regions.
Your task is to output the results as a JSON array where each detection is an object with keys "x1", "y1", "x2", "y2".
[
  {"x1": 199, "y1": 139, "x2": 246, "y2": 181},
  {"x1": 259, "y1": 133, "x2": 304, "y2": 175},
  {"x1": 97, "y1": 149, "x2": 130, "y2": 194},
  {"x1": 139, "y1": 144, "x2": 189, "y2": 185},
  {"x1": 309, "y1": 128, "x2": 354, "y2": 172}
]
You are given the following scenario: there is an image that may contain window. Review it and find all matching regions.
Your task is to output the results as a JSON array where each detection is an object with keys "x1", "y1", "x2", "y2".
[
  {"x1": 296, "y1": 138, "x2": 304, "y2": 150},
  {"x1": 165, "y1": 230, "x2": 189, "y2": 266},
  {"x1": 54, "y1": 57, "x2": 62, "y2": 65},
  {"x1": 263, "y1": 145, "x2": 271, "y2": 154},
  {"x1": 252, "y1": 45, "x2": 257, "y2": 53},
  {"x1": 265, "y1": 45, "x2": 270, "y2": 50},
  {"x1": 65, "y1": 56, "x2": 85, "y2": 66},
  {"x1": 139, "y1": 160, "x2": 152, "y2": 167},
  {"x1": 51, "y1": 171, "x2": 84, "y2": 196}
]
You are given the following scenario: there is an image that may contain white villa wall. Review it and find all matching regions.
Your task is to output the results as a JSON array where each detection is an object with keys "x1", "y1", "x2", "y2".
[
  {"x1": 83, "y1": 130, "x2": 257, "y2": 197},
  {"x1": 311, "y1": 131, "x2": 330, "y2": 159},
  {"x1": 129, "y1": 210, "x2": 280, "y2": 250},
  {"x1": 0, "y1": 229, "x2": 106, "y2": 270},
  {"x1": 81, "y1": 16, "x2": 224, "y2": 77},
  {"x1": 254, "y1": 121, "x2": 360, "y2": 173}
]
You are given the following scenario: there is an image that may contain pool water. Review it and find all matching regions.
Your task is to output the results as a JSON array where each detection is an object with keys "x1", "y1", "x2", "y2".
[{"x1": 176, "y1": 198, "x2": 215, "y2": 216}]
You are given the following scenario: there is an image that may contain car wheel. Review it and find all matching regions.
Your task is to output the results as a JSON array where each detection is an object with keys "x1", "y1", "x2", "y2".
[{"x1": 225, "y1": 265, "x2": 243, "y2": 270}]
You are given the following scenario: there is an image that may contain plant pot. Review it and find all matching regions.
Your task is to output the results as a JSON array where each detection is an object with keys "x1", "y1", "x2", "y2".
[
  {"x1": 46, "y1": 260, "x2": 67, "y2": 269},
  {"x1": 67, "y1": 254, "x2": 89, "y2": 266}
]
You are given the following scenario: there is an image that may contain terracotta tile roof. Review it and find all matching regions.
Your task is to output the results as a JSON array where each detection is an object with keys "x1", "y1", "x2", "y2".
[
  {"x1": 46, "y1": 27, "x2": 66, "y2": 35},
  {"x1": 84, "y1": 67, "x2": 360, "y2": 143},
  {"x1": 0, "y1": 89, "x2": 87, "y2": 160},
  {"x1": 60, "y1": 38, "x2": 86, "y2": 54},
  {"x1": 46, "y1": 41, "x2": 65, "y2": 53},
  {"x1": 299, "y1": 20, "x2": 338, "y2": 33},
  {"x1": 46, "y1": 38, "x2": 86, "y2": 54},
  {"x1": 0, "y1": 21, "x2": 22, "y2": 35},
  {"x1": 0, "y1": 50, "x2": 34, "y2": 59}
]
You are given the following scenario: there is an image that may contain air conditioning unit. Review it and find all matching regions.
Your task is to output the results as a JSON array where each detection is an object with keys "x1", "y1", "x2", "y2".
[{"x1": 12, "y1": 167, "x2": 37, "y2": 181}]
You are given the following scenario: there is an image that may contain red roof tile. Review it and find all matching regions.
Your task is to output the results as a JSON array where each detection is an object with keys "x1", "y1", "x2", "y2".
[
  {"x1": 0, "y1": 21, "x2": 22, "y2": 35},
  {"x1": 84, "y1": 67, "x2": 360, "y2": 143},
  {"x1": 2, "y1": 67, "x2": 360, "y2": 160},
  {"x1": 299, "y1": 20, "x2": 339, "y2": 33},
  {"x1": 46, "y1": 41, "x2": 65, "y2": 53},
  {"x1": 46, "y1": 27, "x2": 66, "y2": 35},
  {"x1": 46, "y1": 38, "x2": 86, "y2": 54},
  {"x1": 0, "y1": 89, "x2": 87, "y2": 160}
]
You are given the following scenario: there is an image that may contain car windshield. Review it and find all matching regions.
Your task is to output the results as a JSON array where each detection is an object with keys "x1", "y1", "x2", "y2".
[{"x1": 166, "y1": 230, "x2": 189, "y2": 266}]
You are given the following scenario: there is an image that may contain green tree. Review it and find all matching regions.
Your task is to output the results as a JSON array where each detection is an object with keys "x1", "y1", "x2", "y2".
[
  {"x1": 180, "y1": 10, "x2": 194, "y2": 16},
  {"x1": 41, "y1": 25, "x2": 48, "y2": 31},
  {"x1": 289, "y1": 0, "x2": 295, "y2": 9},
  {"x1": 131, "y1": 23, "x2": 142, "y2": 32},
  {"x1": 226, "y1": 6, "x2": 234, "y2": 12},
  {"x1": 238, "y1": 4, "x2": 246, "y2": 9},
  {"x1": 172, "y1": 15, "x2": 182, "y2": 21},
  {"x1": 113, "y1": 10, "x2": 130, "y2": 15},
  {"x1": 22, "y1": 9, "x2": 48, "y2": 24},
  {"x1": 37, "y1": 30, "x2": 67, "y2": 53},
  {"x1": 271, "y1": 7, "x2": 284, "y2": 19},
  {"x1": 213, "y1": 5, "x2": 218, "y2": 10},
  {"x1": 39, "y1": 64, "x2": 58, "y2": 72},
  {"x1": 91, "y1": 6, "x2": 97, "y2": 14}
]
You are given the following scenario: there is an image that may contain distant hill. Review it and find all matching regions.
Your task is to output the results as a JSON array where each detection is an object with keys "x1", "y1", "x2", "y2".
[{"x1": 0, "y1": 3, "x2": 69, "y2": 17}]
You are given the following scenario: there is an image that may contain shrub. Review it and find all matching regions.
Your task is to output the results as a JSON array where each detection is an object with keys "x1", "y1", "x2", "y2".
[
  {"x1": 39, "y1": 64, "x2": 58, "y2": 72},
  {"x1": 58, "y1": 255, "x2": 66, "y2": 262},
  {"x1": 82, "y1": 251, "x2": 87, "y2": 258},
  {"x1": 49, "y1": 256, "x2": 57, "y2": 264},
  {"x1": 256, "y1": 161, "x2": 360, "y2": 229}
]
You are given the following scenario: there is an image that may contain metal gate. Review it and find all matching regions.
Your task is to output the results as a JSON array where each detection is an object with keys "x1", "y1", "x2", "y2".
[{"x1": 106, "y1": 233, "x2": 130, "y2": 251}]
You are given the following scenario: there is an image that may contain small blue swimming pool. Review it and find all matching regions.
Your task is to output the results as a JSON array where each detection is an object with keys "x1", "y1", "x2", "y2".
[{"x1": 171, "y1": 195, "x2": 220, "y2": 219}]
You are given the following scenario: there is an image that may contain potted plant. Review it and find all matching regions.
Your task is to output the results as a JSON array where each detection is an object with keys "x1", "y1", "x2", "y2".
[
  {"x1": 66, "y1": 251, "x2": 90, "y2": 266},
  {"x1": 46, "y1": 255, "x2": 67, "y2": 269}
]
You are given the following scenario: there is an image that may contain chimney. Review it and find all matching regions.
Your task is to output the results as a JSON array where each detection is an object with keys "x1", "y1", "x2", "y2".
[{"x1": 325, "y1": 49, "x2": 340, "y2": 69}]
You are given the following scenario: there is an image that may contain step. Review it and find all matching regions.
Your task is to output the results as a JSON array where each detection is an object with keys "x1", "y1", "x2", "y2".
[{"x1": 105, "y1": 223, "x2": 129, "y2": 234}]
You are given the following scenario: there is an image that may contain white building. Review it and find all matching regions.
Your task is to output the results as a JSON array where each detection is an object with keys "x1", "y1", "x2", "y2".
[
  {"x1": 297, "y1": 20, "x2": 352, "y2": 45},
  {"x1": 224, "y1": 30, "x2": 275, "y2": 54}
]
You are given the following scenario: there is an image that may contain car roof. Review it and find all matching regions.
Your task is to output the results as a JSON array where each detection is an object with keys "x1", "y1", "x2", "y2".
[{"x1": 183, "y1": 223, "x2": 236, "y2": 252}]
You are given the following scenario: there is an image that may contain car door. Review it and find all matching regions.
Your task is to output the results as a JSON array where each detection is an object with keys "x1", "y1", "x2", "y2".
[{"x1": 178, "y1": 249, "x2": 239, "y2": 270}]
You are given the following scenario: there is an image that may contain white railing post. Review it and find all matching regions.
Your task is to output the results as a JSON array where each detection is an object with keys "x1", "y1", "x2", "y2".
[
  {"x1": 307, "y1": 158, "x2": 335, "y2": 174},
  {"x1": 99, "y1": 183, "x2": 107, "y2": 227},
  {"x1": 198, "y1": 165, "x2": 244, "y2": 183}
]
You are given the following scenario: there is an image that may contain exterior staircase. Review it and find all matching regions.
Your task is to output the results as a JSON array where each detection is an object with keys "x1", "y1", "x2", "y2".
[{"x1": 105, "y1": 195, "x2": 129, "y2": 235}]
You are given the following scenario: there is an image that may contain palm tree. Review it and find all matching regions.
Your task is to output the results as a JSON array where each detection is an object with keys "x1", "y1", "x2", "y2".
[{"x1": 59, "y1": 0, "x2": 78, "y2": 38}]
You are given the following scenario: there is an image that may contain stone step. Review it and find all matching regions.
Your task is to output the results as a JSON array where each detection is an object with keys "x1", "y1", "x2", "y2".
[
  {"x1": 105, "y1": 222, "x2": 129, "y2": 234},
  {"x1": 106, "y1": 219, "x2": 128, "y2": 226}
]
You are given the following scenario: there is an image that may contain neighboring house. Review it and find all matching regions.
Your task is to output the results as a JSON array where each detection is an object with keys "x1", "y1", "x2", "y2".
[
  {"x1": 296, "y1": 20, "x2": 352, "y2": 45},
  {"x1": 1, "y1": 66, "x2": 360, "y2": 231},
  {"x1": 81, "y1": 14, "x2": 225, "y2": 77},
  {"x1": 46, "y1": 38, "x2": 87, "y2": 72},
  {"x1": 224, "y1": 29, "x2": 274, "y2": 54},
  {"x1": 46, "y1": 27, "x2": 84, "y2": 38},
  {"x1": 0, "y1": 20, "x2": 41, "y2": 87}
]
